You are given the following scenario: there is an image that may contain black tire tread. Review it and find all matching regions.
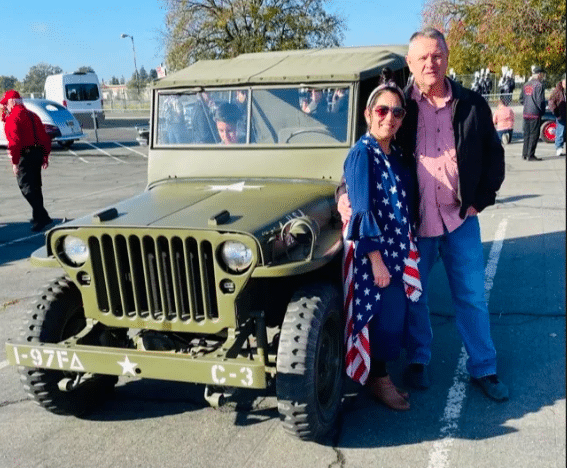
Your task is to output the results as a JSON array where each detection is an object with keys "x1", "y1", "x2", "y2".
[
  {"x1": 276, "y1": 283, "x2": 343, "y2": 441},
  {"x1": 18, "y1": 275, "x2": 117, "y2": 416}
]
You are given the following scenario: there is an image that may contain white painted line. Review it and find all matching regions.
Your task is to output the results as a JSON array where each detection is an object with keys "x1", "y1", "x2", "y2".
[
  {"x1": 65, "y1": 146, "x2": 90, "y2": 163},
  {"x1": 84, "y1": 141, "x2": 126, "y2": 163},
  {"x1": 113, "y1": 142, "x2": 148, "y2": 158},
  {"x1": 0, "y1": 231, "x2": 44, "y2": 248},
  {"x1": 426, "y1": 218, "x2": 508, "y2": 468},
  {"x1": 0, "y1": 360, "x2": 9, "y2": 371}
]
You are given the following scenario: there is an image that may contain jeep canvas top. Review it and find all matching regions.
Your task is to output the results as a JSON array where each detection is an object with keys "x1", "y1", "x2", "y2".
[{"x1": 6, "y1": 45, "x2": 408, "y2": 441}]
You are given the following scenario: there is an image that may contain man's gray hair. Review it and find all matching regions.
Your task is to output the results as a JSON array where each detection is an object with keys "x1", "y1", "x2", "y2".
[{"x1": 409, "y1": 27, "x2": 449, "y2": 53}]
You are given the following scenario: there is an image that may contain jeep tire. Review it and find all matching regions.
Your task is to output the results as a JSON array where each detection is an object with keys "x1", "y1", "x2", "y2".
[
  {"x1": 276, "y1": 283, "x2": 344, "y2": 441},
  {"x1": 18, "y1": 276, "x2": 118, "y2": 416}
]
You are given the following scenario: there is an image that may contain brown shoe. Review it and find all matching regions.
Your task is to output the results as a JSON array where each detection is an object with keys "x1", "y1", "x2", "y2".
[{"x1": 369, "y1": 375, "x2": 410, "y2": 410}]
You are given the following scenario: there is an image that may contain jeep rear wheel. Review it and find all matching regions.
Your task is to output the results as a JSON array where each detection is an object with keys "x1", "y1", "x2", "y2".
[
  {"x1": 276, "y1": 283, "x2": 344, "y2": 441},
  {"x1": 18, "y1": 276, "x2": 118, "y2": 416}
]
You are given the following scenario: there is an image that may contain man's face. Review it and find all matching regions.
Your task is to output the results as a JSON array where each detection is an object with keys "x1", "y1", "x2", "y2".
[
  {"x1": 406, "y1": 36, "x2": 448, "y2": 91},
  {"x1": 216, "y1": 121, "x2": 237, "y2": 144}
]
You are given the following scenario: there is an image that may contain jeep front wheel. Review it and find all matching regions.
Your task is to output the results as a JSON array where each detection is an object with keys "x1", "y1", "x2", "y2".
[
  {"x1": 276, "y1": 283, "x2": 344, "y2": 441},
  {"x1": 18, "y1": 276, "x2": 118, "y2": 416}
]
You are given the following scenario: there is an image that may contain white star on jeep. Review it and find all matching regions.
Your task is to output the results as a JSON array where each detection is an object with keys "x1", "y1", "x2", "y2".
[
  {"x1": 117, "y1": 356, "x2": 138, "y2": 376},
  {"x1": 206, "y1": 182, "x2": 263, "y2": 192}
]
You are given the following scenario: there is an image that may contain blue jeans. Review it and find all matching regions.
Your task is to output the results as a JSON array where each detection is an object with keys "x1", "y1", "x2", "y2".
[
  {"x1": 369, "y1": 280, "x2": 407, "y2": 362},
  {"x1": 405, "y1": 216, "x2": 497, "y2": 378},
  {"x1": 555, "y1": 118, "x2": 565, "y2": 149}
]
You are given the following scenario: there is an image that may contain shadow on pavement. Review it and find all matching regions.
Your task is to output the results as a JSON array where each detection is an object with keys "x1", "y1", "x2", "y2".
[{"x1": 3, "y1": 225, "x2": 564, "y2": 447}]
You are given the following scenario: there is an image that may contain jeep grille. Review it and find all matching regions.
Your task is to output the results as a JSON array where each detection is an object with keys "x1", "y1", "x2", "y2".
[{"x1": 88, "y1": 234, "x2": 218, "y2": 323}]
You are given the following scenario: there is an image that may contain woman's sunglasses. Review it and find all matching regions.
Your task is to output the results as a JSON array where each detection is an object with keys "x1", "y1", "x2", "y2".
[{"x1": 374, "y1": 105, "x2": 406, "y2": 119}]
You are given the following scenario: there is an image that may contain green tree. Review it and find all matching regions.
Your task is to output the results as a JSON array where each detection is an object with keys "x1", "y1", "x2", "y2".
[
  {"x1": 0, "y1": 76, "x2": 19, "y2": 94},
  {"x1": 149, "y1": 68, "x2": 158, "y2": 81},
  {"x1": 161, "y1": 0, "x2": 345, "y2": 72},
  {"x1": 76, "y1": 66, "x2": 96, "y2": 74},
  {"x1": 110, "y1": 76, "x2": 120, "y2": 85},
  {"x1": 422, "y1": 0, "x2": 566, "y2": 77},
  {"x1": 139, "y1": 66, "x2": 149, "y2": 83},
  {"x1": 23, "y1": 63, "x2": 63, "y2": 95}
]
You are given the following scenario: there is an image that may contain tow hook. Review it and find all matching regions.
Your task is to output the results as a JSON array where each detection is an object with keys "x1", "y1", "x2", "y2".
[{"x1": 204, "y1": 385, "x2": 229, "y2": 408}]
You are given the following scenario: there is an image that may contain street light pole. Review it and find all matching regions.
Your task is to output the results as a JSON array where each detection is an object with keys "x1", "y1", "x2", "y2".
[{"x1": 120, "y1": 33, "x2": 140, "y2": 96}]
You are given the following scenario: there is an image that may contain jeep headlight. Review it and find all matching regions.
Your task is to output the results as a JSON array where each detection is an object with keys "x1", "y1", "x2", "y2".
[
  {"x1": 61, "y1": 235, "x2": 89, "y2": 266},
  {"x1": 219, "y1": 241, "x2": 253, "y2": 273}
]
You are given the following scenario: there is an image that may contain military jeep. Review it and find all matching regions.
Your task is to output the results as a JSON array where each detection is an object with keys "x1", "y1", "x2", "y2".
[{"x1": 5, "y1": 46, "x2": 408, "y2": 441}]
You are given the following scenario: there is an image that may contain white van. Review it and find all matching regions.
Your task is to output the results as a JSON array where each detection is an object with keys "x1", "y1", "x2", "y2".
[{"x1": 44, "y1": 72, "x2": 105, "y2": 128}]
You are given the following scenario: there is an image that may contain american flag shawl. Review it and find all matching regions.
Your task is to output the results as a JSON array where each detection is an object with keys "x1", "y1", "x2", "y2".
[{"x1": 343, "y1": 133, "x2": 422, "y2": 385}]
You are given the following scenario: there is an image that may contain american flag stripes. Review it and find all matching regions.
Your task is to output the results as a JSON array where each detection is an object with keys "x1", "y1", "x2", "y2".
[{"x1": 343, "y1": 223, "x2": 371, "y2": 384}]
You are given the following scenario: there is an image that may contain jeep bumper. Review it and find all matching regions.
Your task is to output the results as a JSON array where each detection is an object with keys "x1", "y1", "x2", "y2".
[{"x1": 5, "y1": 341, "x2": 267, "y2": 389}]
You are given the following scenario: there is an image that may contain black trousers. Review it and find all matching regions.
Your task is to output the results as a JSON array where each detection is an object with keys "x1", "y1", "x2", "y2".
[
  {"x1": 16, "y1": 147, "x2": 50, "y2": 223},
  {"x1": 522, "y1": 118, "x2": 541, "y2": 160}
]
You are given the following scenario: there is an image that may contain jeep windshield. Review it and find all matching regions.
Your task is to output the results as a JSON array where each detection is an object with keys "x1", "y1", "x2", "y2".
[{"x1": 156, "y1": 86, "x2": 350, "y2": 146}]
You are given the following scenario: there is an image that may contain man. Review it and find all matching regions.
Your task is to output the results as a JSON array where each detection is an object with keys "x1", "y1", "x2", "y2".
[
  {"x1": 1, "y1": 90, "x2": 52, "y2": 231},
  {"x1": 214, "y1": 102, "x2": 242, "y2": 145},
  {"x1": 520, "y1": 66, "x2": 546, "y2": 161},
  {"x1": 548, "y1": 74, "x2": 566, "y2": 156},
  {"x1": 338, "y1": 28, "x2": 508, "y2": 401}
]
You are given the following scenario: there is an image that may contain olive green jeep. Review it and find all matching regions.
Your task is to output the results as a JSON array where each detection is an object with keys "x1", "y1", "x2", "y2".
[{"x1": 6, "y1": 46, "x2": 408, "y2": 441}]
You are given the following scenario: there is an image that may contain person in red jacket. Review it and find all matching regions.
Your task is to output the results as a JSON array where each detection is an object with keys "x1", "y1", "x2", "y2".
[{"x1": 1, "y1": 90, "x2": 52, "y2": 231}]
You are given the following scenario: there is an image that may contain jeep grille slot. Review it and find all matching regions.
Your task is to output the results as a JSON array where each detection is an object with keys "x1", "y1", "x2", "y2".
[{"x1": 88, "y1": 234, "x2": 219, "y2": 323}]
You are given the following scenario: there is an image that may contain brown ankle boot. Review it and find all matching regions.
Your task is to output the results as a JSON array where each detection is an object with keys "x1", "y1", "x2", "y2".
[{"x1": 369, "y1": 375, "x2": 410, "y2": 410}]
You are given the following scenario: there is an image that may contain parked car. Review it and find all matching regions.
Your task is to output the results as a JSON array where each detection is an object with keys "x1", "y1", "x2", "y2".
[
  {"x1": 540, "y1": 108, "x2": 556, "y2": 143},
  {"x1": 0, "y1": 99, "x2": 85, "y2": 148},
  {"x1": 4, "y1": 45, "x2": 410, "y2": 441}
]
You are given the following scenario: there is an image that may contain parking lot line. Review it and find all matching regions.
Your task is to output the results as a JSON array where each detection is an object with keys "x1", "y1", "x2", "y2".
[
  {"x1": 113, "y1": 142, "x2": 148, "y2": 158},
  {"x1": 426, "y1": 218, "x2": 508, "y2": 468},
  {"x1": 84, "y1": 141, "x2": 126, "y2": 163},
  {"x1": 0, "y1": 360, "x2": 9, "y2": 371},
  {"x1": 64, "y1": 146, "x2": 90, "y2": 163}
]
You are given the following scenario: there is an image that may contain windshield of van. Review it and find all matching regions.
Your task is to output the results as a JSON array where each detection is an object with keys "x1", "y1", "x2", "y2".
[
  {"x1": 155, "y1": 86, "x2": 349, "y2": 146},
  {"x1": 65, "y1": 84, "x2": 100, "y2": 101}
]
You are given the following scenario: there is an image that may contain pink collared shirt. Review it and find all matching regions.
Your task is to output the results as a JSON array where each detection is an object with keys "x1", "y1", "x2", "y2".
[{"x1": 411, "y1": 81, "x2": 464, "y2": 237}]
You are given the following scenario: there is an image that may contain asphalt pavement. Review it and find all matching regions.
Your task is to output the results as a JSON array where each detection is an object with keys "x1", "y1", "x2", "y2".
[{"x1": 0, "y1": 113, "x2": 564, "y2": 468}]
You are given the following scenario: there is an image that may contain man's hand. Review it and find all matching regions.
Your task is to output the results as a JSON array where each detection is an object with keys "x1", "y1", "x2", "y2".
[
  {"x1": 337, "y1": 193, "x2": 352, "y2": 225},
  {"x1": 12, "y1": 164, "x2": 18, "y2": 176},
  {"x1": 42, "y1": 160, "x2": 49, "y2": 170}
]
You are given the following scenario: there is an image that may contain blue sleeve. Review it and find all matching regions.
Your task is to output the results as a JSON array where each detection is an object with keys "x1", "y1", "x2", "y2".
[{"x1": 343, "y1": 144, "x2": 382, "y2": 255}]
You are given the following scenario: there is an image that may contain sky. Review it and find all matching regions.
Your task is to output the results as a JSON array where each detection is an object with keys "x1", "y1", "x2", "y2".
[{"x1": 0, "y1": 0, "x2": 423, "y2": 84}]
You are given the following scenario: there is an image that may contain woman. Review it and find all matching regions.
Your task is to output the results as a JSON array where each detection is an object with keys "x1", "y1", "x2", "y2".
[
  {"x1": 493, "y1": 95, "x2": 515, "y2": 145},
  {"x1": 343, "y1": 80, "x2": 421, "y2": 411}
]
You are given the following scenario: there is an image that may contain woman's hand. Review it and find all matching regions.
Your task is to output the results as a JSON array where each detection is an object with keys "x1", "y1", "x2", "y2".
[
  {"x1": 368, "y1": 250, "x2": 391, "y2": 288},
  {"x1": 337, "y1": 193, "x2": 352, "y2": 225}
]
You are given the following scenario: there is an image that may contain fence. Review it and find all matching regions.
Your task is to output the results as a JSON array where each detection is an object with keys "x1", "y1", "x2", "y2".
[{"x1": 102, "y1": 94, "x2": 151, "y2": 112}]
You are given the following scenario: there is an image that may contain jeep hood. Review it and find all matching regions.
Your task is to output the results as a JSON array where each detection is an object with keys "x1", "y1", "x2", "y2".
[{"x1": 60, "y1": 179, "x2": 338, "y2": 238}]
